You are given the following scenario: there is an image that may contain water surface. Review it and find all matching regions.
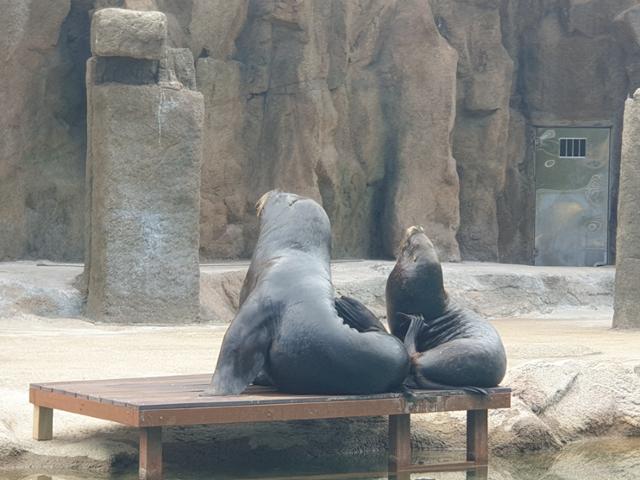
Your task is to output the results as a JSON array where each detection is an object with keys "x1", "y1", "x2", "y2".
[{"x1": 2, "y1": 437, "x2": 638, "y2": 480}]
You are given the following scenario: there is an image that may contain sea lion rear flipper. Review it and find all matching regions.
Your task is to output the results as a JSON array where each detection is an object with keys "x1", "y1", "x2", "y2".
[
  {"x1": 411, "y1": 374, "x2": 488, "y2": 396},
  {"x1": 335, "y1": 296, "x2": 387, "y2": 332},
  {"x1": 202, "y1": 299, "x2": 276, "y2": 396}
]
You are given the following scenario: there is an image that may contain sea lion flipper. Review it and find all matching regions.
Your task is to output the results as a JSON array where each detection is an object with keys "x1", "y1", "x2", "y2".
[
  {"x1": 398, "y1": 312, "x2": 424, "y2": 357},
  {"x1": 252, "y1": 369, "x2": 274, "y2": 386},
  {"x1": 202, "y1": 299, "x2": 276, "y2": 396},
  {"x1": 411, "y1": 373, "x2": 489, "y2": 396},
  {"x1": 335, "y1": 296, "x2": 386, "y2": 332}
]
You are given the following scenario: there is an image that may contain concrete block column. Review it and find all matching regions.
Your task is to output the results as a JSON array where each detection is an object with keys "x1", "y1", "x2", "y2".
[
  {"x1": 84, "y1": 8, "x2": 204, "y2": 323},
  {"x1": 614, "y1": 89, "x2": 640, "y2": 329}
]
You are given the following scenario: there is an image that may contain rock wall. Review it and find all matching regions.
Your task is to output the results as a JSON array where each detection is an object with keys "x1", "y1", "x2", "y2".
[
  {"x1": 193, "y1": 0, "x2": 461, "y2": 260},
  {"x1": 2, "y1": 0, "x2": 640, "y2": 263},
  {"x1": 431, "y1": 0, "x2": 514, "y2": 261},
  {"x1": 0, "y1": 0, "x2": 88, "y2": 262}
]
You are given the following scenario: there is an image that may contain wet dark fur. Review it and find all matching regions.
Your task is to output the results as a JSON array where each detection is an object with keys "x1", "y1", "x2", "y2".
[
  {"x1": 204, "y1": 191, "x2": 410, "y2": 396},
  {"x1": 386, "y1": 227, "x2": 507, "y2": 392}
]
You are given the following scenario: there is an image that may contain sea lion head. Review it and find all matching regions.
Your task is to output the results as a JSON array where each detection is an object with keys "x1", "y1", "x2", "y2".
[
  {"x1": 399, "y1": 226, "x2": 440, "y2": 266},
  {"x1": 255, "y1": 190, "x2": 332, "y2": 255},
  {"x1": 392, "y1": 225, "x2": 448, "y2": 319}
]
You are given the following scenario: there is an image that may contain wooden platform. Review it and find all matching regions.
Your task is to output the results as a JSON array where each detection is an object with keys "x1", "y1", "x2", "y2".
[{"x1": 30, "y1": 374, "x2": 511, "y2": 480}]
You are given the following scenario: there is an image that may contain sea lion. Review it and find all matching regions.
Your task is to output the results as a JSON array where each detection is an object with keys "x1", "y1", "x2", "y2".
[
  {"x1": 204, "y1": 191, "x2": 410, "y2": 396},
  {"x1": 386, "y1": 226, "x2": 507, "y2": 390}
]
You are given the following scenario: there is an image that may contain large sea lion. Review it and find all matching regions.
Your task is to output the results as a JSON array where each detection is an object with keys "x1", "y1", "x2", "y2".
[
  {"x1": 386, "y1": 227, "x2": 507, "y2": 391},
  {"x1": 204, "y1": 191, "x2": 410, "y2": 396}
]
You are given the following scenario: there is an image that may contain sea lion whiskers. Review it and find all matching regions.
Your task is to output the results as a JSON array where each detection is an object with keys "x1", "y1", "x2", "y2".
[
  {"x1": 255, "y1": 191, "x2": 272, "y2": 217},
  {"x1": 401, "y1": 225, "x2": 425, "y2": 248},
  {"x1": 256, "y1": 189, "x2": 284, "y2": 217}
]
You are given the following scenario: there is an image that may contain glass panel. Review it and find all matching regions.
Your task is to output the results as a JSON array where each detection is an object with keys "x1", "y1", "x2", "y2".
[{"x1": 535, "y1": 128, "x2": 610, "y2": 266}]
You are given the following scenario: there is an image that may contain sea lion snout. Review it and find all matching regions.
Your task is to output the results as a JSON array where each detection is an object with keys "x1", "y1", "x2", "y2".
[
  {"x1": 256, "y1": 190, "x2": 276, "y2": 217},
  {"x1": 257, "y1": 190, "x2": 302, "y2": 217},
  {"x1": 400, "y1": 225, "x2": 437, "y2": 259}
]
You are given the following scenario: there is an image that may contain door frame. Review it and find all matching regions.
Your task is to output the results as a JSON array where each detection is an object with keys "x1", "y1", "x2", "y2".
[{"x1": 531, "y1": 123, "x2": 614, "y2": 266}]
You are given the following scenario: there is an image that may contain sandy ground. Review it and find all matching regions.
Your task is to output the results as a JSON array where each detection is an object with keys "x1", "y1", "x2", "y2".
[
  {"x1": 2, "y1": 312, "x2": 638, "y2": 459},
  {"x1": 3, "y1": 312, "x2": 639, "y2": 391}
]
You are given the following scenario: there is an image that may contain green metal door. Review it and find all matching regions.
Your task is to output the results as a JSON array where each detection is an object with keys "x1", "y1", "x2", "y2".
[{"x1": 534, "y1": 127, "x2": 610, "y2": 266}]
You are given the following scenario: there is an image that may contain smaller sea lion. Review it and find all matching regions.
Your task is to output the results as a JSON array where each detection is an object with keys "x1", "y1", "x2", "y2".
[{"x1": 386, "y1": 226, "x2": 507, "y2": 391}]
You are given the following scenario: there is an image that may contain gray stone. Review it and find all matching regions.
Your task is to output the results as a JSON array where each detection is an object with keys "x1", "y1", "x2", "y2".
[
  {"x1": 159, "y1": 47, "x2": 196, "y2": 90},
  {"x1": 85, "y1": 84, "x2": 204, "y2": 323},
  {"x1": 91, "y1": 8, "x2": 167, "y2": 60},
  {"x1": 614, "y1": 5, "x2": 640, "y2": 49},
  {"x1": 199, "y1": 261, "x2": 614, "y2": 324},
  {"x1": 509, "y1": 359, "x2": 640, "y2": 441},
  {"x1": 614, "y1": 90, "x2": 640, "y2": 329}
]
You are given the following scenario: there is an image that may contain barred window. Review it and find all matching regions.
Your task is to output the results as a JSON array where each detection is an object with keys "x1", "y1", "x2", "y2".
[{"x1": 559, "y1": 138, "x2": 586, "y2": 158}]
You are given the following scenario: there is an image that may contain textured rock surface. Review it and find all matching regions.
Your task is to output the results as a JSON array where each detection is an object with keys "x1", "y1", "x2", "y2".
[
  {"x1": 0, "y1": 0, "x2": 86, "y2": 262},
  {"x1": 0, "y1": 261, "x2": 614, "y2": 322},
  {"x1": 3, "y1": 0, "x2": 640, "y2": 263},
  {"x1": 91, "y1": 8, "x2": 167, "y2": 59},
  {"x1": 430, "y1": 0, "x2": 513, "y2": 262},
  {"x1": 614, "y1": 90, "x2": 640, "y2": 328},
  {"x1": 85, "y1": 84, "x2": 203, "y2": 322}
]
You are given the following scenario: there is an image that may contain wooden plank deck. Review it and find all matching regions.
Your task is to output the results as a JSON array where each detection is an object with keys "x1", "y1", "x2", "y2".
[{"x1": 29, "y1": 374, "x2": 511, "y2": 480}]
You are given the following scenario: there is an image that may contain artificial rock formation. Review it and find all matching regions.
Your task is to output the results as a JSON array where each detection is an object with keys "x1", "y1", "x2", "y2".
[
  {"x1": 431, "y1": 0, "x2": 513, "y2": 261},
  {"x1": 195, "y1": 0, "x2": 461, "y2": 260},
  {"x1": 0, "y1": 0, "x2": 86, "y2": 261},
  {"x1": 613, "y1": 89, "x2": 640, "y2": 329},
  {"x1": 3, "y1": 0, "x2": 640, "y2": 265},
  {"x1": 84, "y1": 8, "x2": 204, "y2": 322}
]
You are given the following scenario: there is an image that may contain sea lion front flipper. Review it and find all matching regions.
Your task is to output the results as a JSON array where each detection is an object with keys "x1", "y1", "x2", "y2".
[
  {"x1": 252, "y1": 369, "x2": 274, "y2": 386},
  {"x1": 202, "y1": 298, "x2": 276, "y2": 396},
  {"x1": 398, "y1": 312, "x2": 424, "y2": 357},
  {"x1": 335, "y1": 296, "x2": 387, "y2": 332}
]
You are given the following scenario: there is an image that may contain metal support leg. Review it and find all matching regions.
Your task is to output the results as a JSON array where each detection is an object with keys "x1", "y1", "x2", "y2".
[
  {"x1": 139, "y1": 427, "x2": 163, "y2": 480},
  {"x1": 467, "y1": 410, "x2": 488, "y2": 465},
  {"x1": 33, "y1": 405, "x2": 53, "y2": 441},
  {"x1": 388, "y1": 414, "x2": 411, "y2": 472}
]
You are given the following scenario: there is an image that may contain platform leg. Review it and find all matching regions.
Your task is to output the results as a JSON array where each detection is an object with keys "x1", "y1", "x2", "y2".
[
  {"x1": 139, "y1": 427, "x2": 163, "y2": 480},
  {"x1": 388, "y1": 414, "x2": 411, "y2": 472},
  {"x1": 467, "y1": 466, "x2": 489, "y2": 479},
  {"x1": 33, "y1": 405, "x2": 53, "y2": 441},
  {"x1": 467, "y1": 409, "x2": 488, "y2": 466}
]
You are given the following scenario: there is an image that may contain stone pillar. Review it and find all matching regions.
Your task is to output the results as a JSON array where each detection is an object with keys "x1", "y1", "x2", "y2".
[
  {"x1": 84, "y1": 8, "x2": 204, "y2": 323},
  {"x1": 613, "y1": 89, "x2": 640, "y2": 329}
]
